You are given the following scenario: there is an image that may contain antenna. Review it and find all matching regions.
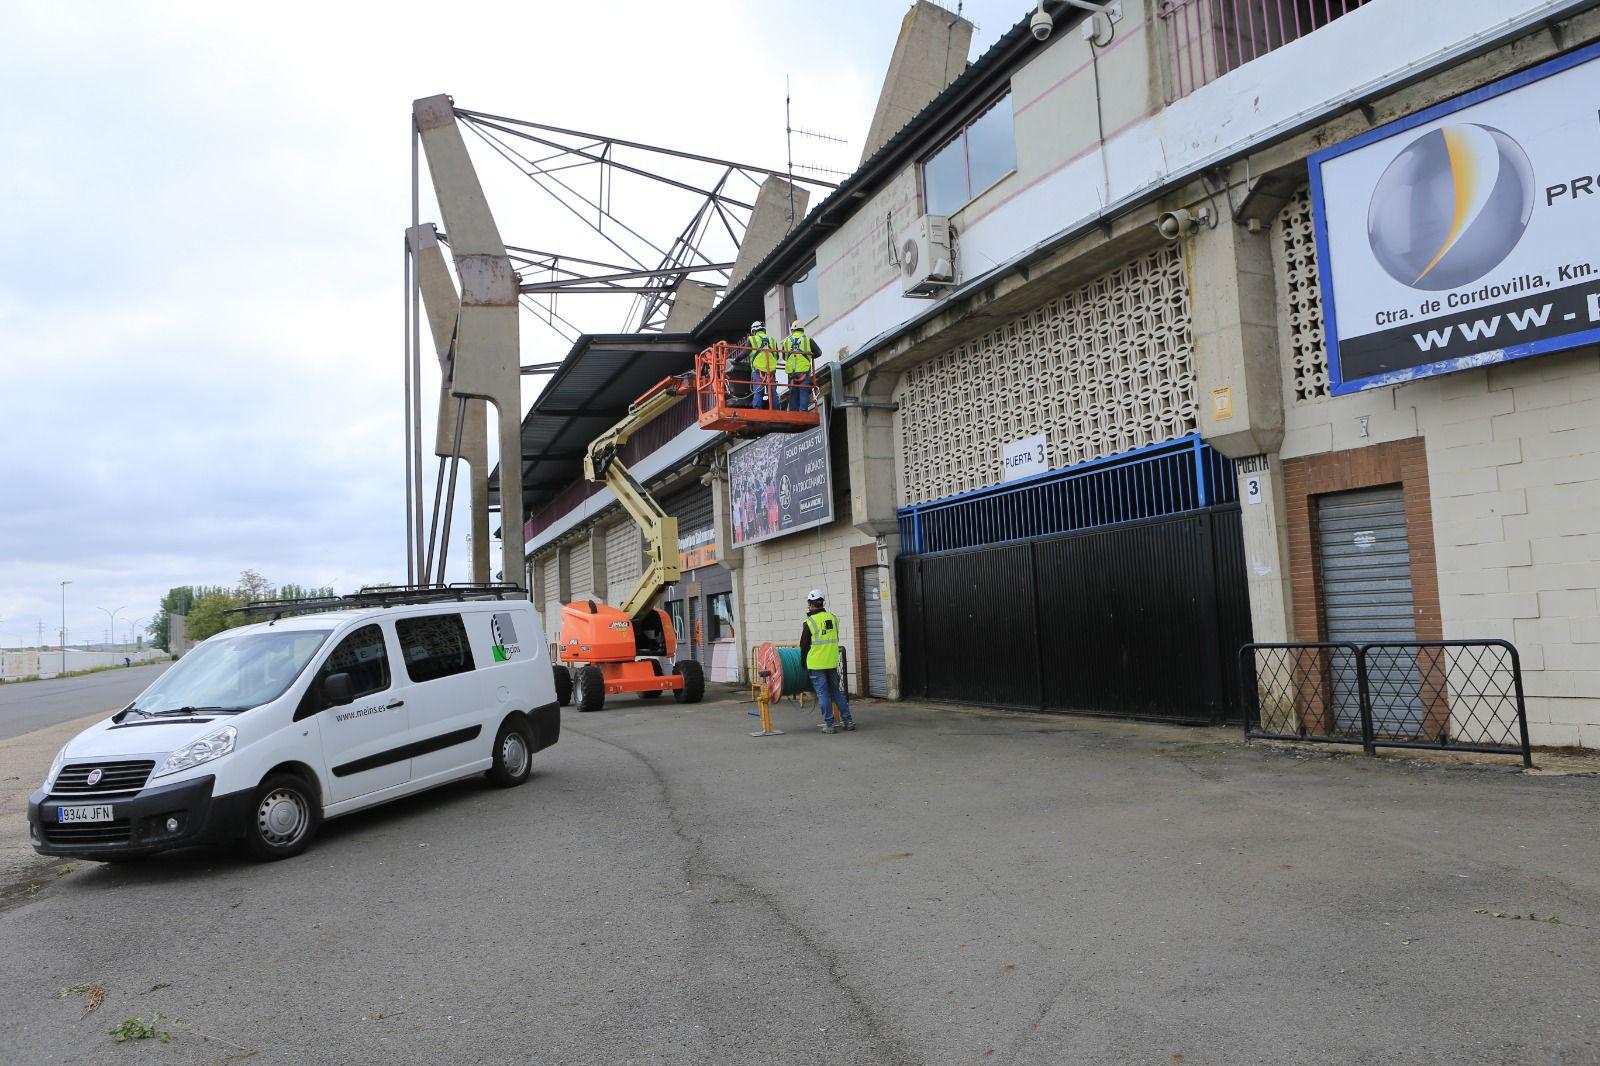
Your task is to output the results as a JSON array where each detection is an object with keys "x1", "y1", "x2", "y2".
[{"x1": 785, "y1": 77, "x2": 848, "y2": 231}]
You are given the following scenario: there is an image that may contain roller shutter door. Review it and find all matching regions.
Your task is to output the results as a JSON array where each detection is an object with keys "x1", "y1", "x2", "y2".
[
  {"x1": 541, "y1": 554, "x2": 562, "y2": 647},
  {"x1": 606, "y1": 522, "x2": 643, "y2": 604},
  {"x1": 1316, "y1": 485, "x2": 1421, "y2": 735},
  {"x1": 858, "y1": 568, "x2": 888, "y2": 697},
  {"x1": 568, "y1": 541, "x2": 593, "y2": 603}
]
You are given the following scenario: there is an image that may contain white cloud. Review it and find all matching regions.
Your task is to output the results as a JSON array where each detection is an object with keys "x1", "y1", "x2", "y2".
[{"x1": 0, "y1": 0, "x2": 1026, "y2": 646}]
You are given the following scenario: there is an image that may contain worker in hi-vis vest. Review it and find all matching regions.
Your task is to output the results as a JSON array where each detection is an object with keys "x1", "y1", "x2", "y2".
[
  {"x1": 798, "y1": 588, "x2": 854, "y2": 733},
  {"x1": 727, "y1": 320, "x2": 760, "y2": 406},
  {"x1": 781, "y1": 321, "x2": 817, "y2": 412},
  {"x1": 746, "y1": 322, "x2": 778, "y2": 410}
]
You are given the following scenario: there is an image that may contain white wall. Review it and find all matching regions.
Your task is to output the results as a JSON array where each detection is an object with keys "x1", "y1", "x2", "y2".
[{"x1": 811, "y1": 0, "x2": 1577, "y2": 368}]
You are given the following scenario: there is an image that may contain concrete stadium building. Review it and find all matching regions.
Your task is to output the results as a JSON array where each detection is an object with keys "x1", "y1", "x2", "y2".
[{"x1": 516, "y1": 0, "x2": 1600, "y2": 749}]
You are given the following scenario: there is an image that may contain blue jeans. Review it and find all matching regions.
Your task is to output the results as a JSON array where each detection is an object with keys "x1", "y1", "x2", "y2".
[
  {"x1": 810, "y1": 668, "x2": 852, "y2": 725},
  {"x1": 751, "y1": 371, "x2": 775, "y2": 410},
  {"x1": 785, "y1": 372, "x2": 812, "y2": 411}
]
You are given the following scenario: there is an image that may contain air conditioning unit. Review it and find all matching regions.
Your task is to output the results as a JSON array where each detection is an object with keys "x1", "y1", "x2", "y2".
[{"x1": 899, "y1": 214, "x2": 955, "y2": 298}]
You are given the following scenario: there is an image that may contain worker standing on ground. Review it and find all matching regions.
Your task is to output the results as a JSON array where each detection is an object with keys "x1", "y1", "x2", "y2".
[
  {"x1": 799, "y1": 589, "x2": 854, "y2": 734},
  {"x1": 729, "y1": 321, "x2": 761, "y2": 407},
  {"x1": 782, "y1": 321, "x2": 817, "y2": 411},
  {"x1": 746, "y1": 321, "x2": 778, "y2": 409}
]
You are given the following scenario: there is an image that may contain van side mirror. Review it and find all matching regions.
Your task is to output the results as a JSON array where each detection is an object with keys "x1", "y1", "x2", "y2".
[{"x1": 323, "y1": 672, "x2": 355, "y2": 707}]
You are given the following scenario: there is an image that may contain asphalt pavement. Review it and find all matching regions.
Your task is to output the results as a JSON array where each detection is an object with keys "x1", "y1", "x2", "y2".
[
  {"x1": 0, "y1": 663, "x2": 170, "y2": 741},
  {"x1": 0, "y1": 687, "x2": 1595, "y2": 1064}
]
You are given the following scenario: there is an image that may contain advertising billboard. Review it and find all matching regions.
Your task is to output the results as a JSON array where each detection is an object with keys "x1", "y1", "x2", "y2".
[
  {"x1": 1310, "y1": 44, "x2": 1600, "y2": 394},
  {"x1": 728, "y1": 416, "x2": 833, "y2": 548}
]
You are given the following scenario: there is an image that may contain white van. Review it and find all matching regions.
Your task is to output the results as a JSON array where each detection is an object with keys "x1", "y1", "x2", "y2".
[{"x1": 28, "y1": 589, "x2": 558, "y2": 862}]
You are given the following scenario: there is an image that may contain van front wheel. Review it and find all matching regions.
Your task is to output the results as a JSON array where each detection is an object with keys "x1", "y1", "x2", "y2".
[{"x1": 243, "y1": 773, "x2": 320, "y2": 862}]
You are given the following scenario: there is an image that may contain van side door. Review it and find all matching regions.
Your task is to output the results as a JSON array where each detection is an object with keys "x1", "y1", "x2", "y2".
[
  {"x1": 298, "y1": 623, "x2": 409, "y2": 803},
  {"x1": 393, "y1": 612, "x2": 486, "y2": 782}
]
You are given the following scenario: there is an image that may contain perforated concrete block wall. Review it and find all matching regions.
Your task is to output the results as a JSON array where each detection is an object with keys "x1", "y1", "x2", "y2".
[{"x1": 897, "y1": 246, "x2": 1198, "y2": 505}]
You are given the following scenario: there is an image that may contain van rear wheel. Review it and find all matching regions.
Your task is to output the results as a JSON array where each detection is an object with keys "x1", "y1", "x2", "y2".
[
  {"x1": 243, "y1": 772, "x2": 320, "y2": 862},
  {"x1": 575, "y1": 665, "x2": 606, "y2": 712},
  {"x1": 487, "y1": 717, "x2": 534, "y2": 787}
]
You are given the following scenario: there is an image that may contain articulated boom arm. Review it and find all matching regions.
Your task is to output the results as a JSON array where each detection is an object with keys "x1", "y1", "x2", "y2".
[{"x1": 584, "y1": 374, "x2": 694, "y2": 620}]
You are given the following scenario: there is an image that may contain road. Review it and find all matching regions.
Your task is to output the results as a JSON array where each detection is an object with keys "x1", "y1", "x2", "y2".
[
  {"x1": 0, "y1": 690, "x2": 1596, "y2": 1064},
  {"x1": 0, "y1": 664, "x2": 169, "y2": 742}
]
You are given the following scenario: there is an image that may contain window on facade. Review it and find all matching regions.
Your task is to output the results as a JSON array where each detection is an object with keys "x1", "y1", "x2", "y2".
[
  {"x1": 921, "y1": 93, "x2": 1016, "y2": 216},
  {"x1": 666, "y1": 600, "x2": 687, "y2": 648},
  {"x1": 297, "y1": 624, "x2": 389, "y2": 719},
  {"x1": 787, "y1": 263, "x2": 819, "y2": 325},
  {"x1": 395, "y1": 614, "x2": 476, "y2": 684},
  {"x1": 708, "y1": 592, "x2": 734, "y2": 642}
]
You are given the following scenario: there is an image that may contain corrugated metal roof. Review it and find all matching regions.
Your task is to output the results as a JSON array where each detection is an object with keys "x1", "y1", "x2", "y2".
[{"x1": 490, "y1": 333, "x2": 700, "y2": 509}]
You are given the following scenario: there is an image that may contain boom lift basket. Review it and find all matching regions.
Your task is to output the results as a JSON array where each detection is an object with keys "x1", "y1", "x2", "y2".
[{"x1": 693, "y1": 341, "x2": 820, "y2": 434}]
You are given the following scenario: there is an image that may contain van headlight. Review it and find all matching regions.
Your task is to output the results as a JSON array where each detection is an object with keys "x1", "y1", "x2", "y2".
[
  {"x1": 153, "y1": 726, "x2": 237, "y2": 779},
  {"x1": 43, "y1": 745, "x2": 67, "y2": 790}
]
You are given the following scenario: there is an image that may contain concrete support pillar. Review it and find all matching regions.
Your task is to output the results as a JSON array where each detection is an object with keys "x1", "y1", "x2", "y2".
[
  {"x1": 414, "y1": 95, "x2": 525, "y2": 587},
  {"x1": 557, "y1": 543, "x2": 572, "y2": 605},
  {"x1": 844, "y1": 364, "x2": 905, "y2": 699},
  {"x1": 588, "y1": 525, "x2": 608, "y2": 601},
  {"x1": 409, "y1": 222, "x2": 492, "y2": 585},
  {"x1": 530, "y1": 557, "x2": 545, "y2": 612},
  {"x1": 1187, "y1": 213, "x2": 1294, "y2": 649},
  {"x1": 1236, "y1": 457, "x2": 1295, "y2": 644},
  {"x1": 709, "y1": 466, "x2": 747, "y2": 684},
  {"x1": 1188, "y1": 220, "x2": 1285, "y2": 458},
  {"x1": 730, "y1": 177, "x2": 811, "y2": 290},
  {"x1": 860, "y1": 1, "x2": 974, "y2": 163}
]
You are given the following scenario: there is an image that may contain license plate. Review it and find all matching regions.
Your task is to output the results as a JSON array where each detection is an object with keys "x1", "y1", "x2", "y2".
[{"x1": 57, "y1": 805, "x2": 114, "y2": 824}]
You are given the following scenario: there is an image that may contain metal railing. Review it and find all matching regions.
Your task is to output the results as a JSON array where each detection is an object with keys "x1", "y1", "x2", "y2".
[
  {"x1": 1159, "y1": 0, "x2": 1376, "y2": 99},
  {"x1": 1240, "y1": 640, "x2": 1532, "y2": 766},
  {"x1": 897, "y1": 434, "x2": 1236, "y2": 556}
]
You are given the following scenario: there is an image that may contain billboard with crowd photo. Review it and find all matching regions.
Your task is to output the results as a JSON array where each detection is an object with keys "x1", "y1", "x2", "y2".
[{"x1": 728, "y1": 416, "x2": 833, "y2": 548}]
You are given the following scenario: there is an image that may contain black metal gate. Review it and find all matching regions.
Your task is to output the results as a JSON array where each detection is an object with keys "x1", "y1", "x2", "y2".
[{"x1": 896, "y1": 506, "x2": 1253, "y2": 722}]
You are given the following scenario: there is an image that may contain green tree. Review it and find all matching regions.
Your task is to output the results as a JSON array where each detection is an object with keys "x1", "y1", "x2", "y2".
[
  {"x1": 150, "y1": 587, "x2": 195, "y2": 652},
  {"x1": 185, "y1": 591, "x2": 246, "y2": 643},
  {"x1": 236, "y1": 569, "x2": 273, "y2": 604}
]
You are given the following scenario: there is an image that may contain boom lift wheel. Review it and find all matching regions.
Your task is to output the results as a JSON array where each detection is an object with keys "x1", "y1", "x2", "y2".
[
  {"x1": 575, "y1": 665, "x2": 606, "y2": 712},
  {"x1": 672, "y1": 659, "x2": 705, "y2": 704},
  {"x1": 639, "y1": 658, "x2": 665, "y2": 700},
  {"x1": 553, "y1": 665, "x2": 573, "y2": 707}
]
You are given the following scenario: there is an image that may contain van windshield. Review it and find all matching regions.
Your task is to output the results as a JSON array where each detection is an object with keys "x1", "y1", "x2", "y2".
[{"x1": 132, "y1": 630, "x2": 331, "y2": 715}]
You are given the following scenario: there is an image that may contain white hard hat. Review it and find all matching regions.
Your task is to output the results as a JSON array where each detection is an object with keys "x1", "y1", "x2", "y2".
[
  {"x1": 807, "y1": 588, "x2": 825, "y2": 602},
  {"x1": 750, "y1": 320, "x2": 764, "y2": 330},
  {"x1": 791, "y1": 321, "x2": 806, "y2": 331}
]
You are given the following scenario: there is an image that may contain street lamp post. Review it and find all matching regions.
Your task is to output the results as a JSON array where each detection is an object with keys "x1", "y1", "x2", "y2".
[
  {"x1": 59, "y1": 581, "x2": 71, "y2": 676},
  {"x1": 97, "y1": 606, "x2": 127, "y2": 653},
  {"x1": 127, "y1": 616, "x2": 148, "y2": 650}
]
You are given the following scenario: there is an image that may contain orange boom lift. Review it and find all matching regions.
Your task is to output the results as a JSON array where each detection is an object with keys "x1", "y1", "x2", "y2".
[{"x1": 556, "y1": 342, "x2": 818, "y2": 711}]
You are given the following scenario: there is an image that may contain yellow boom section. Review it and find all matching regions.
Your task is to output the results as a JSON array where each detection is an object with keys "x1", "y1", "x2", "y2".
[{"x1": 583, "y1": 376, "x2": 690, "y2": 620}]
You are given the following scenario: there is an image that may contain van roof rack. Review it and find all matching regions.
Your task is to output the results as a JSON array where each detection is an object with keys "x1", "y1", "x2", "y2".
[{"x1": 225, "y1": 582, "x2": 527, "y2": 622}]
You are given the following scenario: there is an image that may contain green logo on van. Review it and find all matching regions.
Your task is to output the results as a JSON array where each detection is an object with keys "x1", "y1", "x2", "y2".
[{"x1": 490, "y1": 612, "x2": 521, "y2": 662}]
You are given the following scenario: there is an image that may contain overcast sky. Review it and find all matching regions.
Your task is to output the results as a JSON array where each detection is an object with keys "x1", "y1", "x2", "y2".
[{"x1": 0, "y1": 0, "x2": 1024, "y2": 648}]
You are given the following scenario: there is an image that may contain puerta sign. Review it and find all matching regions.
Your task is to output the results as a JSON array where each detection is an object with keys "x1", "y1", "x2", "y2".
[
  {"x1": 728, "y1": 417, "x2": 833, "y2": 548},
  {"x1": 1310, "y1": 44, "x2": 1600, "y2": 395}
]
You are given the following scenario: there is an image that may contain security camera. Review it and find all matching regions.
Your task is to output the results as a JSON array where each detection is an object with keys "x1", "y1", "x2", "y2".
[
  {"x1": 1029, "y1": 6, "x2": 1053, "y2": 40},
  {"x1": 1157, "y1": 209, "x2": 1198, "y2": 241}
]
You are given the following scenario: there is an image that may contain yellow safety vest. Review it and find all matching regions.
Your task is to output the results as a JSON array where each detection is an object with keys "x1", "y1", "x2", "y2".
[
  {"x1": 783, "y1": 333, "x2": 814, "y2": 375},
  {"x1": 747, "y1": 331, "x2": 777, "y2": 373},
  {"x1": 804, "y1": 610, "x2": 841, "y2": 670}
]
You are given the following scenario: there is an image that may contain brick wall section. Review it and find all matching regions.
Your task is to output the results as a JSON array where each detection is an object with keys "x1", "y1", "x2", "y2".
[{"x1": 1282, "y1": 437, "x2": 1442, "y2": 645}]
